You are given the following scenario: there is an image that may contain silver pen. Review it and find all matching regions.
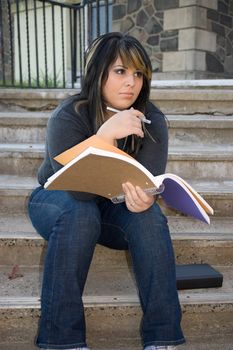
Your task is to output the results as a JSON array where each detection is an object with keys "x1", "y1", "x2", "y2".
[{"x1": 107, "y1": 106, "x2": 151, "y2": 124}]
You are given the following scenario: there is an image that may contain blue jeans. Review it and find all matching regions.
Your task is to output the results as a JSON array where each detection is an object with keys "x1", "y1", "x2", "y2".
[{"x1": 28, "y1": 187, "x2": 185, "y2": 349}]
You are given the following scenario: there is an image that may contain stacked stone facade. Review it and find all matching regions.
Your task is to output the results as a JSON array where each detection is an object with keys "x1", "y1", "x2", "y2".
[
  {"x1": 112, "y1": 0, "x2": 233, "y2": 79},
  {"x1": 112, "y1": 0, "x2": 178, "y2": 75},
  {"x1": 207, "y1": 1, "x2": 233, "y2": 76}
]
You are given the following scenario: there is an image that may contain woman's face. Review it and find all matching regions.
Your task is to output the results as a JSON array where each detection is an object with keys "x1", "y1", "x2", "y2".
[{"x1": 102, "y1": 56, "x2": 143, "y2": 111}]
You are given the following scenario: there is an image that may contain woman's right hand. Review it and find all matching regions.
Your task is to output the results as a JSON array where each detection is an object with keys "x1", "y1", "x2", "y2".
[{"x1": 96, "y1": 108, "x2": 144, "y2": 145}]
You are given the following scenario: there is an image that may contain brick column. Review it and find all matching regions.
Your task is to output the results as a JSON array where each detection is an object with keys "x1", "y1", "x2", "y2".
[{"x1": 162, "y1": 0, "x2": 219, "y2": 79}]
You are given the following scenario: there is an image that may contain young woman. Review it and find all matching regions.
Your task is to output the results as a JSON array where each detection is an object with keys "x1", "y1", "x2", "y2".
[{"x1": 28, "y1": 32, "x2": 185, "y2": 350}]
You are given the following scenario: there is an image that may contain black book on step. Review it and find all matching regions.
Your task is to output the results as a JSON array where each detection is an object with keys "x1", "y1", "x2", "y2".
[{"x1": 176, "y1": 264, "x2": 223, "y2": 290}]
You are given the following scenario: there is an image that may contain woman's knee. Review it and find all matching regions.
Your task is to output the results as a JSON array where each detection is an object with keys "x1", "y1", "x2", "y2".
[
  {"x1": 50, "y1": 195, "x2": 102, "y2": 240},
  {"x1": 132, "y1": 203, "x2": 167, "y2": 227},
  {"x1": 125, "y1": 203, "x2": 169, "y2": 241},
  {"x1": 29, "y1": 189, "x2": 101, "y2": 239},
  {"x1": 146, "y1": 202, "x2": 168, "y2": 225},
  {"x1": 63, "y1": 195, "x2": 100, "y2": 222}
]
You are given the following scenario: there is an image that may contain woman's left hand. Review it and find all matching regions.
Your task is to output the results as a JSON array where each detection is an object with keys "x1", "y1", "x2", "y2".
[{"x1": 122, "y1": 182, "x2": 155, "y2": 212}]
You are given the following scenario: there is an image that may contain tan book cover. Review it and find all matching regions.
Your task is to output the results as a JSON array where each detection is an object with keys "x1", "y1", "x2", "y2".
[
  {"x1": 46, "y1": 140, "x2": 162, "y2": 201},
  {"x1": 45, "y1": 136, "x2": 214, "y2": 224},
  {"x1": 54, "y1": 135, "x2": 132, "y2": 165}
]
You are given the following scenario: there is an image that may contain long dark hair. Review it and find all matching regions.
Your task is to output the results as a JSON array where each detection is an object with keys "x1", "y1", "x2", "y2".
[{"x1": 77, "y1": 32, "x2": 153, "y2": 156}]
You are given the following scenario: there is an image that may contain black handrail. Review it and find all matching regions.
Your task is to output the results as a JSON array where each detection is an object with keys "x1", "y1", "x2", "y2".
[
  {"x1": 0, "y1": 0, "x2": 112, "y2": 88},
  {"x1": 39, "y1": 0, "x2": 81, "y2": 10},
  {"x1": 7, "y1": 0, "x2": 14, "y2": 85},
  {"x1": 16, "y1": 0, "x2": 23, "y2": 85}
]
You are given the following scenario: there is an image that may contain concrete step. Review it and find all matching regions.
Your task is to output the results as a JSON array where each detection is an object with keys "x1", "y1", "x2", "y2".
[
  {"x1": 166, "y1": 145, "x2": 233, "y2": 180},
  {"x1": 0, "y1": 86, "x2": 233, "y2": 114},
  {"x1": 0, "y1": 175, "x2": 233, "y2": 217},
  {"x1": 0, "y1": 175, "x2": 36, "y2": 214},
  {"x1": 150, "y1": 88, "x2": 233, "y2": 115},
  {"x1": 1, "y1": 111, "x2": 233, "y2": 146},
  {"x1": 0, "y1": 111, "x2": 48, "y2": 143},
  {"x1": 1, "y1": 338, "x2": 233, "y2": 350},
  {"x1": 0, "y1": 143, "x2": 44, "y2": 176},
  {"x1": 0, "y1": 266, "x2": 232, "y2": 349},
  {"x1": 1, "y1": 143, "x2": 233, "y2": 180},
  {"x1": 151, "y1": 79, "x2": 233, "y2": 89},
  {"x1": 167, "y1": 114, "x2": 233, "y2": 147},
  {"x1": 0, "y1": 89, "x2": 74, "y2": 111},
  {"x1": 0, "y1": 213, "x2": 233, "y2": 268}
]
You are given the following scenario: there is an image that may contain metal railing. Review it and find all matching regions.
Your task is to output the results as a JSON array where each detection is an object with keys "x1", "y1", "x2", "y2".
[{"x1": 0, "y1": 0, "x2": 112, "y2": 88}]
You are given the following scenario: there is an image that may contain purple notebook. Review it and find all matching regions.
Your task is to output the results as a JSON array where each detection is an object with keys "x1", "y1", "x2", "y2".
[{"x1": 161, "y1": 178, "x2": 210, "y2": 224}]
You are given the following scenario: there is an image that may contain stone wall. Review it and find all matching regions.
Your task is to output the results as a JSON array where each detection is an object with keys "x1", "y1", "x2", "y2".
[
  {"x1": 207, "y1": 0, "x2": 233, "y2": 76},
  {"x1": 112, "y1": 0, "x2": 178, "y2": 74},
  {"x1": 112, "y1": 0, "x2": 233, "y2": 79}
]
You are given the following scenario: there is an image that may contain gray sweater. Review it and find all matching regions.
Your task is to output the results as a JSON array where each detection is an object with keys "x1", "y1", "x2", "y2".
[{"x1": 38, "y1": 94, "x2": 168, "y2": 199}]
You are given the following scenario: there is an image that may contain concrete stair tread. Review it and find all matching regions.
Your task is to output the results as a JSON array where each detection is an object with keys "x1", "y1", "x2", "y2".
[
  {"x1": 150, "y1": 88, "x2": 233, "y2": 100},
  {"x1": 0, "y1": 143, "x2": 44, "y2": 150},
  {"x1": 169, "y1": 145, "x2": 233, "y2": 159},
  {"x1": 0, "y1": 213, "x2": 232, "y2": 239},
  {"x1": 0, "y1": 265, "x2": 232, "y2": 305},
  {"x1": 189, "y1": 179, "x2": 233, "y2": 194},
  {"x1": 0, "y1": 175, "x2": 232, "y2": 218},
  {"x1": 1, "y1": 87, "x2": 233, "y2": 115},
  {"x1": 0, "y1": 175, "x2": 37, "y2": 190},
  {"x1": 1, "y1": 174, "x2": 233, "y2": 194},
  {"x1": 151, "y1": 79, "x2": 233, "y2": 88},
  {"x1": 0, "y1": 111, "x2": 50, "y2": 124},
  {"x1": 167, "y1": 114, "x2": 233, "y2": 126},
  {"x1": 1, "y1": 110, "x2": 233, "y2": 145},
  {"x1": 0, "y1": 88, "x2": 74, "y2": 98},
  {"x1": 2, "y1": 342, "x2": 233, "y2": 350},
  {"x1": 1, "y1": 142, "x2": 233, "y2": 158},
  {"x1": 1, "y1": 85, "x2": 233, "y2": 97},
  {"x1": 1, "y1": 110, "x2": 233, "y2": 121},
  {"x1": 1, "y1": 214, "x2": 232, "y2": 267},
  {"x1": 1, "y1": 142, "x2": 233, "y2": 152}
]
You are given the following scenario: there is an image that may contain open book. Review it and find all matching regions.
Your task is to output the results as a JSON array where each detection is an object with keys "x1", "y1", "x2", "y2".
[{"x1": 44, "y1": 135, "x2": 214, "y2": 224}]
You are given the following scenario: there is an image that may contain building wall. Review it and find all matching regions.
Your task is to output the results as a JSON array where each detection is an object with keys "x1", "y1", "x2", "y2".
[
  {"x1": 1, "y1": 0, "x2": 233, "y2": 83},
  {"x1": 112, "y1": 0, "x2": 233, "y2": 79},
  {"x1": 207, "y1": 0, "x2": 233, "y2": 77}
]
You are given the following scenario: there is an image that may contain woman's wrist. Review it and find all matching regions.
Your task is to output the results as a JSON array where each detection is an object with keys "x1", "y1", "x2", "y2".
[{"x1": 96, "y1": 129, "x2": 116, "y2": 146}]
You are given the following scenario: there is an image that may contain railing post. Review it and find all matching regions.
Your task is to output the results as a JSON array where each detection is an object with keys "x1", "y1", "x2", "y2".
[
  {"x1": 7, "y1": 0, "x2": 14, "y2": 85},
  {"x1": 24, "y1": 0, "x2": 32, "y2": 86},
  {"x1": 0, "y1": 0, "x2": 111, "y2": 88},
  {"x1": 0, "y1": 2, "x2": 6, "y2": 85},
  {"x1": 33, "y1": 0, "x2": 40, "y2": 87},
  {"x1": 16, "y1": 0, "x2": 23, "y2": 86}
]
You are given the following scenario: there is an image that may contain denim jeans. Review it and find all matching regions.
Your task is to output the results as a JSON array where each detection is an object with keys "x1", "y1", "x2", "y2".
[{"x1": 28, "y1": 187, "x2": 185, "y2": 349}]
